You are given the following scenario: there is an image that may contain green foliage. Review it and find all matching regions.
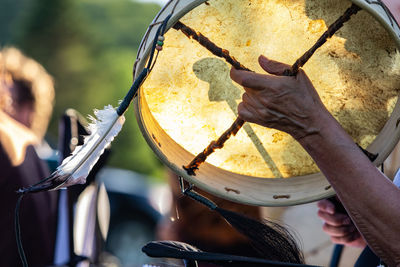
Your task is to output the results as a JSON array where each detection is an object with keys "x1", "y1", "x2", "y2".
[
  {"x1": 1, "y1": 0, "x2": 166, "y2": 179},
  {"x1": 0, "y1": 0, "x2": 26, "y2": 43}
]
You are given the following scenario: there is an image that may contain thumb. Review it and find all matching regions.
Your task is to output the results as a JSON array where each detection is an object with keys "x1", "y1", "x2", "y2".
[{"x1": 258, "y1": 55, "x2": 291, "y2": 76}]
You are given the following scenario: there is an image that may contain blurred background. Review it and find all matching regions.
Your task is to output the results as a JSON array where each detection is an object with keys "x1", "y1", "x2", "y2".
[
  {"x1": 0, "y1": 0, "x2": 173, "y2": 266},
  {"x1": 0, "y1": 0, "x2": 168, "y2": 180}
]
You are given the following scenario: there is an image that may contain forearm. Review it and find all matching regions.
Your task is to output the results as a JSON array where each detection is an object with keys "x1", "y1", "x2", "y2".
[
  {"x1": 230, "y1": 56, "x2": 400, "y2": 264},
  {"x1": 298, "y1": 110, "x2": 400, "y2": 266}
]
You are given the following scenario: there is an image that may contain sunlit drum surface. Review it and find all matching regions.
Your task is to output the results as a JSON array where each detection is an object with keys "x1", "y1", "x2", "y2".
[{"x1": 142, "y1": 0, "x2": 400, "y2": 179}]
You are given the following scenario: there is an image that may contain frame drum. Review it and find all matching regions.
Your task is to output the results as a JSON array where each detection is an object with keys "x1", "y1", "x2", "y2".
[{"x1": 134, "y1": 0, "x2": 400, "y2": 206}]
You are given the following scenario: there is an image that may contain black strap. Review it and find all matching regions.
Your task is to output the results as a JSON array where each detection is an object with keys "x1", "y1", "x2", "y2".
[
  {"x1": 142, "y1": 241, "x2": 321, "y2": 267},
  {"x1": 357, "y1": 144, "x2": 378, "y2": 162}
]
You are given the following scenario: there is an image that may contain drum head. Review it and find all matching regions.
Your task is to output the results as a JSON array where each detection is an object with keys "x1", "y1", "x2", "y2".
[{"x1": 134, "y1": 0, "x2": 400, "y2": 206}]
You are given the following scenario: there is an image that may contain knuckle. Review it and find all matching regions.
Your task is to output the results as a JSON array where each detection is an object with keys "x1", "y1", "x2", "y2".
[
  {"x1": 323, "y1": 223, "x2": 347, "y2": 235},
  {"x1": 257, "y1": 107, "x2": 269, "y2": 118},
  {"x1": 237, "y1": 102, "x2": 245, "y2": 114},
  {"x1": 317, "y1": 210, "x2": 325, "y2": 218},
  {"x1": 241, "y1": 93, "x2": 248, "y2": 101},
  {"x1": 259, "y1": 97, "x2": 271, "y2": 108},
  {"x1": 327, "y1": 217, "x2": 343, "y2": 227},
  {"x1": 317, "y1": 200, "x2": 329, "y2": 209},
  {"x1": 241, "y1": 76, "x2": 253, "y2": 87},
  {"x1": 317, "y1": 210, "x2": 333, "y2": 223},
  {"x1": 242, "y1": 92, "x2": 253, "y2": 104},
  {"x1": 322, "y1": 223, "x2": 331, "y2": 232},
  {"x1": 238, "y1": 103, "x2": 252, "y2": 121},
  {"x1": 298, "y1": 69, "x2": 305, "y2": 75},
  {"x1": 296, "y1": 69, "x2": 307, "y2": 79}
]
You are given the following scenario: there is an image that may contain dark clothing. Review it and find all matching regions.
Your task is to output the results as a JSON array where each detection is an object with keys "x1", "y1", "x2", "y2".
[
  {"x1": 0, "y1": 145, "x2": 57, "y2": 266},
  {"x1": 355, "y1": 246, "x2": 381, "y2": 267}
]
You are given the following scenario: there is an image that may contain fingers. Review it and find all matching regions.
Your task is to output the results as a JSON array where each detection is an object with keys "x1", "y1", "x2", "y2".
[
  {"x1": 258, "y1": 55, "x2": 291, "y2": 76},
  {"x1": 317, "y1": 199, "x2": 336, "y2": 214},
  {"x1": 238, "y1": 93, "x2": 272, "y2": 124},
  {"x1": 330, "y1": 231, "x2": 362, "y2": 245},
  {"x1": 237, "y1": 102, "x2": 264, "y2": 125},
  {"x1": 317, "y1": 198, "x2": 363, "y2": 246},
  {"x1": 230, "y1": 67, "x2": 280, "y2": 91},
  {"x1": 231, "y1": 55, "x2": 323, "y2": 138},
  {"x1": 318, "y1": 210, "x2": 351, "y2": 226},
  {"x1": 322, "y1": 222, "x2": 357, "y2": 237},
  {"x1": 242, "y1": 92, "x2": 266, "y2": 111}
]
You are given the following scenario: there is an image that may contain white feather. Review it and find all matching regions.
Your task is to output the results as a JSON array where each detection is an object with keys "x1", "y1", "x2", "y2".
[{"x1": 53, "y1": 105, "x2": 125, "y2": 188}]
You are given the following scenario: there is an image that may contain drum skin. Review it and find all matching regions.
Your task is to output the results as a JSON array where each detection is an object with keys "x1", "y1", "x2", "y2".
[{"x1": 134, "y1": 0, "x2": 400, "y2": 206}]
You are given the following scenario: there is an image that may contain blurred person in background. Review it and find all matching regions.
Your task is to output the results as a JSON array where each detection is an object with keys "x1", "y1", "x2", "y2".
[{"x1": 0, "y1": 47, "x2": 58, "y2": 266}]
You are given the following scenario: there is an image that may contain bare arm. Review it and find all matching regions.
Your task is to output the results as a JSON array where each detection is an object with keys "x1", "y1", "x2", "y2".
[
  {"x1": 230, "y1": 56, "x2": 400, "y2": 266},
  {"x1": 299, "y1": 109, "x2": 400, "y2": 266}
]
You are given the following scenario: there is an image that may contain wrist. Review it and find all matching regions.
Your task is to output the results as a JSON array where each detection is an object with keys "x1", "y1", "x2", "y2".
[
  {"x1": 294, "y1": 107, "x2": 332, "y2": 143},
  {"x1": 295, "y1": 108, "x2": 355, "y2": 154}
]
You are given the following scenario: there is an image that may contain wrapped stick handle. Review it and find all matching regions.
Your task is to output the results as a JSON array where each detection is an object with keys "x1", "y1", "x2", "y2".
[
  {"x1": 173, "y1": 22, "x2": 251, "y2": 72},
  {"x1": 183, "y1": 117, "x2": 244, "y2": 175}
]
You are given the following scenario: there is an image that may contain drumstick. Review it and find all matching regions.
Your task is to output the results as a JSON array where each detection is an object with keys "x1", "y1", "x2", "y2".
[
  {"x1": 173, "y1": 21, "x2": 251, "y2": 72},
  {"x1": 184, "y1": 117, "x2": 245, "y2": 175},
  {"x1": 284, "y1": 4, "x2": 361, "y2": 76},
  {"x1": 174, "y1": 3, "x2": 361, "y2": 175}
]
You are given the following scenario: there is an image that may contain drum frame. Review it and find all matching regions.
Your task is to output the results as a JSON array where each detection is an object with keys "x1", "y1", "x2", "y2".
[{"x1": 133, "y1": 0, "x2": 400, "y2": 206}]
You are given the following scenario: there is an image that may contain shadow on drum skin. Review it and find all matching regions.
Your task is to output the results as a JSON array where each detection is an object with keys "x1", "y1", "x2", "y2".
[
  {"x1": 304, "y1": 0, "x2": 400, "y2": 145},
  {"x1": 192, "y1": 57, "x2": 283, "y2": 178},
  {"x1": 335, "y1": 109, "x2": 388, "y2": 143}
]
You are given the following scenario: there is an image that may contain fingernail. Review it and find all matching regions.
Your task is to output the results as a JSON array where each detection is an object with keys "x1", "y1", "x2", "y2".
[{"x1": 259, "y1": 55, "x2": 267, "y2": 61}]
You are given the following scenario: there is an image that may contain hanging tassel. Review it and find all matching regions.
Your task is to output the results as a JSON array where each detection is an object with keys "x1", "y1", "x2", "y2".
[
  {"x1": 214, "y1": 207, "x2": 304, "y2": 263},
  {"x1": 180, "y1": 180, "x2": 304, "y2": 264}
]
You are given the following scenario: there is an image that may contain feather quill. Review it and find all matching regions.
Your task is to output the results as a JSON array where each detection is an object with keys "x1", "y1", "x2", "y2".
[{"x1": 53, "y1": 105, "x2": 125, "y2": 188}]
